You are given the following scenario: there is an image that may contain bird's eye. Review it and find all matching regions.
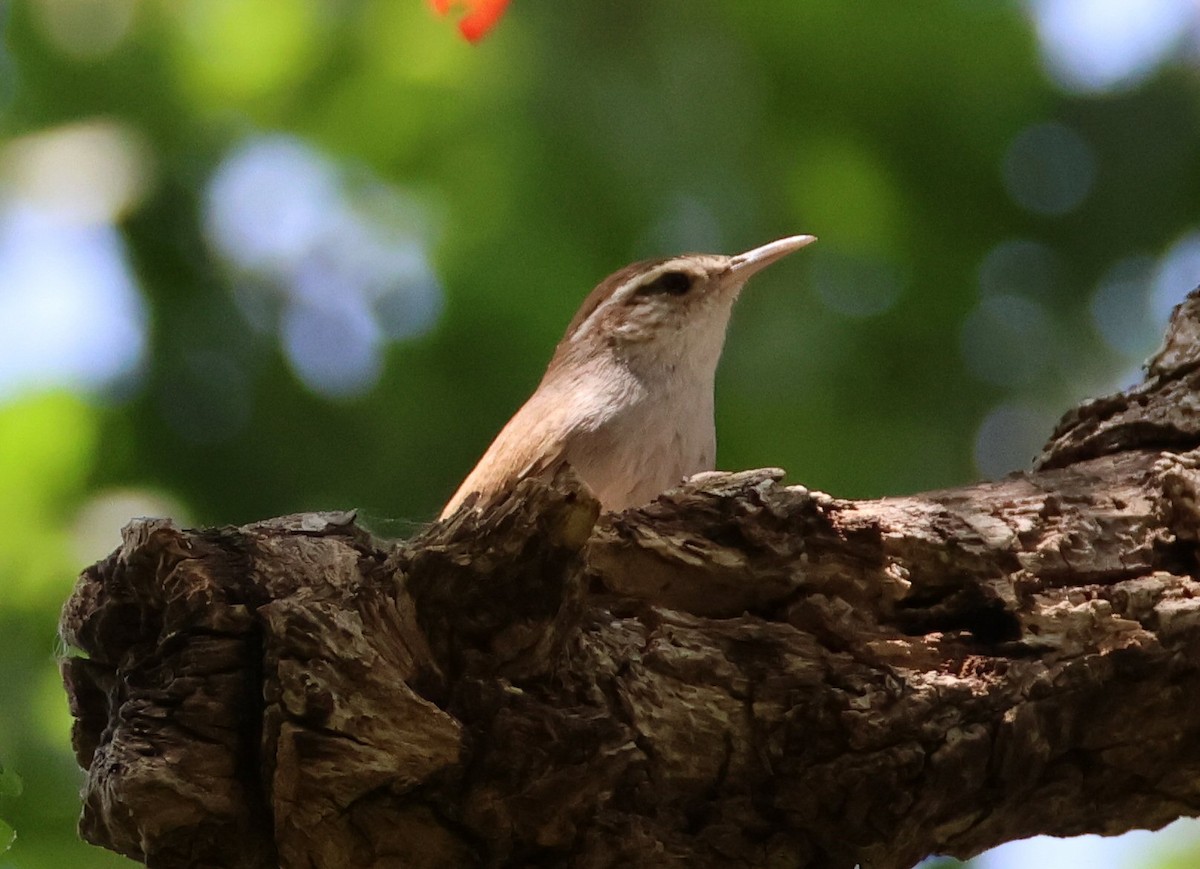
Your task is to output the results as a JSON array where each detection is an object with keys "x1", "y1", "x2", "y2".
[{"x1": 639, "y1": 271, "x2": 693, "y2": 296}]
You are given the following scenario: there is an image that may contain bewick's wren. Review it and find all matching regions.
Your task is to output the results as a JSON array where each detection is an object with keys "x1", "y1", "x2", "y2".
[{"x1": 440, "y1": 235, "x2": 816, "y2": 519}]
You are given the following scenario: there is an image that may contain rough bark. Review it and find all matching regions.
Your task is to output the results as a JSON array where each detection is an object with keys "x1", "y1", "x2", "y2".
[{"x1": 60, "y1": 291, "x2": 1200, "y2": 869}]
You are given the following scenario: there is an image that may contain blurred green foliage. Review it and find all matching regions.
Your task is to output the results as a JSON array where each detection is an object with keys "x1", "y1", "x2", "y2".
[
  {"x1": 0, "y1": 763, "x2": 20, "y2": 856},
  {"x1": 1, "y1": 0, "x2": 1199, "y2": 867}
]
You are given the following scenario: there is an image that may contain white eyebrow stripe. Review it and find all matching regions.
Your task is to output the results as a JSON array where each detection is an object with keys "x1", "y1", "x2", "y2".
[{"x1": 571, "y1": 259, "x2": 699, "y2": 338}]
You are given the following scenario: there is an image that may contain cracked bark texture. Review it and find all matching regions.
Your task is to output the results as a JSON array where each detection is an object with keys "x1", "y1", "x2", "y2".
[{"x1": 60, "y1": 290, "x2": 1200, "y2": 869}]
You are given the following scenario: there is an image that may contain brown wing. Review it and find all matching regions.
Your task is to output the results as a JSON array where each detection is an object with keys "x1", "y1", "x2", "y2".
[{"x1": 438, "y1": 391, "x2": 571, "y2": 519}]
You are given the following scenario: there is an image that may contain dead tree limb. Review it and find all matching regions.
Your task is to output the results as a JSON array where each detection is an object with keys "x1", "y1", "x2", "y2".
[{"x1": 61, "y1": 292, "x2": 1200, "y2": 869}]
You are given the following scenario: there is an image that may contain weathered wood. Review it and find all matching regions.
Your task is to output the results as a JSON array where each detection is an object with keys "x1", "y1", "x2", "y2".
[{"x1": 60, "y1": 292, "x2": 1200, "y2": 869}]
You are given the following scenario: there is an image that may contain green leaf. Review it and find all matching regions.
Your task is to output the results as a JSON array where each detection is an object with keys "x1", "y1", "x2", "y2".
[{"x1": 0, "y1": 817, "x2": 13, "y2": 855}]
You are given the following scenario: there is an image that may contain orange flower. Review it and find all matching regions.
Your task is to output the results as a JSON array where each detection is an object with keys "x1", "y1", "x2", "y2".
[{"x1": 429, "y1": 0, "x2": 511, "y2": 43}]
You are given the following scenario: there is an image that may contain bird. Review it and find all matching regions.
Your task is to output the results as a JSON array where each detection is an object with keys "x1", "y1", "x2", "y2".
[{"x1": 440, "y1": 234, "x2": 816, "y2": 519}]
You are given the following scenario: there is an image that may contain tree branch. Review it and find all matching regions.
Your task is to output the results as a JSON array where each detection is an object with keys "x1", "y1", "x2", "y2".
[{"x1": 61, "y1": 292, "x2": 1200, "y2": 869}]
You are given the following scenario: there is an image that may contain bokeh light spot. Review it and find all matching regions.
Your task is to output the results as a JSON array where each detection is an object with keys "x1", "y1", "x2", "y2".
[
  {"x1": 960, "y1": 295, "x2": 1054, "y2": 386},
  {"x1": 978, "y1": 238, "x2": 1067, "y2": 299},
  {"x1": 205, "y1": 134, "x2": 443, "y2": 398},
  {"x1": 0, "y1": 393, "x2": 99, "y2": 607},
  {"x1": 1152, "y1": 230, "x2": 1200, "y2": 326},
  {"x1": 1090, "y1": 256, "x2": 1160, "y2": 359},
  {"x1": 789, "y1": 135, "x2": 905, "y2": 257},
  {"x1": 72, "y1": 489, "x2": 190, "y2": 565},
  {"x1": 977, "y1": 820, "x2": 1200, "y2": 869},
  {"x1": 0, "y1": 392, "x2": 96, "y2": 518},
  {"x1": 974, "y1": 402, "x2": 1054, "y2": 478},
  {"x1": 281, "y1": 301, "x2": 383, "y2": 399},
  {"x1": 641, "y1": 197, "x2": 725, "y2": 259},
  {"x1": 206, "y1": 137, "x2": 341, "y2": 273},
  {"x1": 1, "y1": 119, "x2": 154, "y2": 225},
  {"x1": 32, "y1": 0, "x2": 137, "y2": 60},
  {"x1": 1026, "y1": 0, "x2": 1198, "y2": 94},
  {"x1": 808, "y1": 250, "x2": 905, "y2": 319},
  {"x1": 1003, "y1": 122, "x2": 1096, "y2": 217},
  {"x1": 0, "y1": 121, "x2": 151, "y2": 402},
  {"x1": 0, "y1": 204, "x2": 146, "y2": 400},
  {"x1": 180, "y1": 0, "x2": 321, "y2": 101}
]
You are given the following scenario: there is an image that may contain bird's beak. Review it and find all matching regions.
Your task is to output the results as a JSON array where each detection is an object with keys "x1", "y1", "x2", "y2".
[{"x1": 728, "y1": 234, "x2": 817, "y2": 281}]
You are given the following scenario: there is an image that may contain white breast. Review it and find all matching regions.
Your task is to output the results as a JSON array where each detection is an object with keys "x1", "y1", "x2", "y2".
[{"x1": 560, "y1": 361, "x2": 717, "y2": 511}]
